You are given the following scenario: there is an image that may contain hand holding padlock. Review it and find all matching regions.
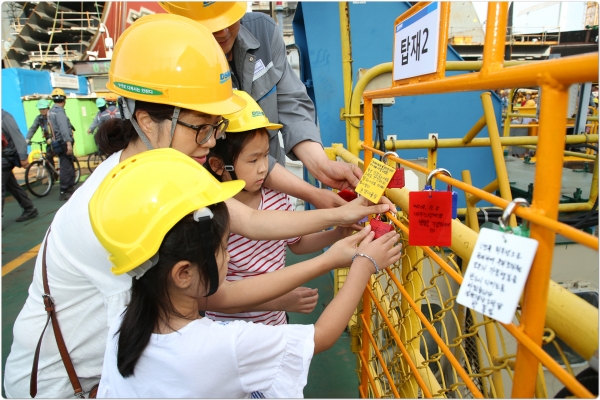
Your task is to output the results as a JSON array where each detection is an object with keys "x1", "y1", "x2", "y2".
[{"x1": 369, "y1": 214, "x2": 394, "y2": 239}]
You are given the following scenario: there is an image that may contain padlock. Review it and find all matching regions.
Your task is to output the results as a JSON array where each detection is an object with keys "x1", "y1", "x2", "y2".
[
  {"x1": 338, "y1": 189, "x2": 358, "y2": 202},
  {"x1": 369, "y1": 215, "x2": 394, "y2": 239},
  {"x1": 498, "y1": 198, "x2": 531, "y2": 237},
  {"x1": 382, "y1": 151, "x2": 405, "y2": 189},
  {"x1": 425, "y1": 168, "x2": 458, "y2": 218}
]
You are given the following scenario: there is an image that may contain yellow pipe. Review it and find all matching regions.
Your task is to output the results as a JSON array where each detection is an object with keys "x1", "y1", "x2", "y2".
[
  {"x1": 503, "y1": 88, "x2": 515, "y2": 141},
  {"x1": 386, "y1": 134, "x2": 598, "y2": 150},
  {"x1": 462, "y1": 115, "x2": 487, "y2": 144},
  {"x1": 590, "y1": 156, "x2": 598, "y2": 203},
  {"x1": 512, "y1": 84, "x2": 569, "y2": 398},
  {"x1": 481, "y1": 92, "x2": 516, "y2": 227},
  {"x1": 517, "y1": 145, "x2": 597, "y2": 160},
  {"x1": 330, "y1": 144, "x2": 365, "y2": 170},
  {"x1": 481, "y1": 2, "x2": 508, "y2": 74},
  {"x1": 468, "y1": 179, "x2": 500, "y2": 206},
  {"x1": 364, "y1": 97, "x2": 373, "y2": 167},
  {"x1": 348, "y1": 63, "x2": 392, "y2": 155},
  {"x1": 462, "y1": 171, "x2": 506, "y2": 398},
  {"x1": 446, "y1": 60, "x2": 529, "y2": 70},
  {"x1": 364, "y1": 53, "x2": 598, "y2": 99},
  {"x1": 339, "y1": 2, "x2": 353, "y2": 151},
  {"x1": 360, "y1": 283, "x2": 372, "y2": 396}
]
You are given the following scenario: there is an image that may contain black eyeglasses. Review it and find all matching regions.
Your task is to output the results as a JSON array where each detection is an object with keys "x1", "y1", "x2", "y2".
[{"x1": 176, "y1": 118, "x2": 229, "y2": 145}]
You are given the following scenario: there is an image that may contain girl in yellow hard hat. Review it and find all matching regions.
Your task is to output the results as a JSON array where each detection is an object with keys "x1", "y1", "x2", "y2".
[
  {"x1": 5, "y1": 13, "x2": 394, "y2": 399},
  {"x1": 206, "y1": 91, "x2": 354, "y2": 326},
  {"x1": 89, "y1": 149, "x2": 402, "y2": 397}
]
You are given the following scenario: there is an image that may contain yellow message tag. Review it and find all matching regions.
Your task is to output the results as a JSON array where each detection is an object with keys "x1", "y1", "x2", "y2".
[{"x1": 355, "y1": 158, "x2": 396, "y2": 203}]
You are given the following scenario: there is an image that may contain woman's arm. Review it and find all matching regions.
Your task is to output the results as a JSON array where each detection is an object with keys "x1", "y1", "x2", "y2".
[
  {"x1": 203, "y1": 227, "x2": 373, "y2": 313},
  {"x1": 225, "y1": 196, "x2": 393, "y2": 240},
  {"x1": 264, "y1": 163, "x2": 348, "y2": 209}
]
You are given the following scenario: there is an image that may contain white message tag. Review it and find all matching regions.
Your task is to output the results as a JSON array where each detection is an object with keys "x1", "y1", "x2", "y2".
[{"x1": 456, "y1": 227, "x2": 539, "y2": 324}]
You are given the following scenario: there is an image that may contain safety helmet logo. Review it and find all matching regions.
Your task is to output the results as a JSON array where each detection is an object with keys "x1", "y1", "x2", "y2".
[
  {"x1": 251, "y1": 111, "x2": 264, "y2": 117},
  {"x1": 114, "y1": 82, "x2": 163, "y2": 96},
  {"x1": 220, "y1": 71, "x2": 231, "y2": 84},
  {"x1": 203, "y1": 1, "x2": 215, "y2": 6}
]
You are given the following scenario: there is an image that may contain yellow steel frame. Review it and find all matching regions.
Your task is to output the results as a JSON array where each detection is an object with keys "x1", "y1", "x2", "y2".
[{"x1": 354, "y1": 2, "x2": 599, "y2": 398}]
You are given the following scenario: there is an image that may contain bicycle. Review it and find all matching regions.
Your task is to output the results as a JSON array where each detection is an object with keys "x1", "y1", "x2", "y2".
[
  {"x1": 25, "y1": 141, "x2": 81, "y2": 198},
  {"x1": 87, "y1": 150, "x2": 106, "y2": 173}
]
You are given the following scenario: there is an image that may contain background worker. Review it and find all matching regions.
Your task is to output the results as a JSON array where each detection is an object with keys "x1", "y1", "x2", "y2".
[
  {"x1": 88, "y1": 97, "x2": 108, "y2": 135},
  {"x1": 48, "y1": 88, "x2": 76, "y2": 200},
  {"x1": 2, "y1": 110, "x2": 38, "y2": 222},
  {"x1": 26, "y1": 99, "x2": 56, "y2": 172},
  {"x1": 88, "y1": 96, "x2": 121, "y2": 136},
  {"x1": 159, "y1": 2, "x2": 363, "y2": 202}
]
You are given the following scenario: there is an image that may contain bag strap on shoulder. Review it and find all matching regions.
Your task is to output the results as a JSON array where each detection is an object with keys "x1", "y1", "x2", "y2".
[{"x1": 30, "y1": 227, "x2": 89, "y2": 398}]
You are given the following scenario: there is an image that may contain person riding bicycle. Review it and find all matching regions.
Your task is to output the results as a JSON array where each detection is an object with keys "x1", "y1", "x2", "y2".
[
  {"x1": 48, "y1": 88, "x2": 76, "y2": 200},
  {"x1": 26, "y1": 99, "x2": 56, "y2": 171}
]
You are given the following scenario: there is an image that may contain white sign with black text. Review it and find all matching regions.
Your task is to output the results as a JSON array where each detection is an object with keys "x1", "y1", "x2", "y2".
[
  {"x1": 393, "y1": 2, "x2": 440, "y2": 81},
  {"x1": 456, "y1": 228, "x2": 539, "y2": 324},
  {"x1": 50, "y1": 73, "x2": 80, "y2": 90}
]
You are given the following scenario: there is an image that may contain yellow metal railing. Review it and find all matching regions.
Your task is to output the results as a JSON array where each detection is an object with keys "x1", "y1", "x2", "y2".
[{"x1": 333, "y1": 1, "x2": 598, "y2": 398}]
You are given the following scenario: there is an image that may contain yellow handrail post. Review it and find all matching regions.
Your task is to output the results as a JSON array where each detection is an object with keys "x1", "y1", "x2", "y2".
[
  {"x1": 364, "y1": 98, "x2": 373, "y2": 167},
  {"x1": 339, "y1": 2, "x2": 354, "y2": 151},
  {"x1": 511, "y1": 84, "x2": 570, "y2": 398},
  {"x1": 480, "y1": 2, "x2": 508, "y2": 75},
  {"x1": 481, "y1": 92, "x2": 516, "y2": 227},
  {"x1": 462, "y1": 115, "x2": 487, "y2": 144}
]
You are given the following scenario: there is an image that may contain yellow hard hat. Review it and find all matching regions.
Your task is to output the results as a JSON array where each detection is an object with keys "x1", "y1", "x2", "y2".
[
  {"x1": 106, "y1": 13, "x2": 245, "y2": 116},
  {"x1": 158, "y1": 1, "x2": 247, "y2": 32},
  {"x1": 225, "y1": 90, "x2": 283, "y2": 132},
  {"x1": 105, "y1": 92, "x2": 118, "y2": 102},
  {"x1": 51, "y1": 88, "x2": 66, "y2": 100},
  {"x1": 89, "y1": 148, "x2": 245, "y2": 276}
]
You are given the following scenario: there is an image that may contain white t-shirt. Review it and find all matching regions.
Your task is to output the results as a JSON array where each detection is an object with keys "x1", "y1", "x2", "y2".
[
  {"x1": 4, "y1": 151, "x2": 131, "y2": 399},
  {"x1": 98, "y1": 312, "x2": 315, "y2": 398},
  {"x1": 207, "y1": 188, "x2": 300, "y2": 326}
]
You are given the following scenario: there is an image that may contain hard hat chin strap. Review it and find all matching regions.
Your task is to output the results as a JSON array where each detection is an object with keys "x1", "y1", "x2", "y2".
[
  {"x1": 193, "y1": 208, "x2": 220, "y2": 297},
  {"x1": 169, "y1": 107, "x2": 181, "y2": 148},
  {"x1": 120, "y1": 97, "x2": 155, "y2": 150}
]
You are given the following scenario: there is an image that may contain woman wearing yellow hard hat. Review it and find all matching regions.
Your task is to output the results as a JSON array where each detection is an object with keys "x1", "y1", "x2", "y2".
[
  {"x1": 159, "y1": 2, "x2": 363, "y2": 207},
  {"x1": 4, "y1": 13, "x2": 393, "y2": 399}
]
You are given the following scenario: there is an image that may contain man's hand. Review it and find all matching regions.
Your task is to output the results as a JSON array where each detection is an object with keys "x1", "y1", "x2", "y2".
[
  {"x1": 313, "y1": 159, "x2": 362, "y2": 191},
  {"x1": 66, "y1": 142, "x2": 73, "y2": 156},
  {"x1": 20, "y1": 159, "x2": 29, "y2": 168}
]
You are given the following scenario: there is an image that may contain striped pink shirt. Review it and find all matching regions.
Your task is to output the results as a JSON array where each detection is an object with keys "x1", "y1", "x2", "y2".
[{"x1": 206, "y1": 187, "x2": 301, "y2": 325}]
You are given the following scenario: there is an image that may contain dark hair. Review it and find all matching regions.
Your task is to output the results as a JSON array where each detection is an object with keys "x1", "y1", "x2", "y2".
[
  {"x1": 95, "y1": 100, "x2": 175, "y2": 156},
  {"x1": 207, "y1": 128, "x2": 268, "y2": 181},
  {"x1": 116, "y1": 202, "x2": 230, "y2": 377}
]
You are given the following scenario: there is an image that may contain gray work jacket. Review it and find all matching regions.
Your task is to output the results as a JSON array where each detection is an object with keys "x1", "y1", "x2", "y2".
[
  {"x1": 231, "y1": 13, "x2": 322, "y2": 170},
  {"x1": 2, "y1": 110, "x2": 28, "y2": 161},
  {"x1": 48, "y1": 105, "x2": 73, "y2": 143}
]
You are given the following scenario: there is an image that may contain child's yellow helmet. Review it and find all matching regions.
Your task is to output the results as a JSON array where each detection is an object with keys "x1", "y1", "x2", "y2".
[
  {"x1": 224, "y1": 90, "x2": 283, "y2": 133},
  {"x1": 89, "y1": 148, "x2": 244, "y2": 277}
]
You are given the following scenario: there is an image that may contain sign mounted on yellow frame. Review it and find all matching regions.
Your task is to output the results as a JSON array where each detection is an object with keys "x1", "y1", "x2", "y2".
[{"x1": 392, "y1": 2, "x2": 450, "y2": 86}]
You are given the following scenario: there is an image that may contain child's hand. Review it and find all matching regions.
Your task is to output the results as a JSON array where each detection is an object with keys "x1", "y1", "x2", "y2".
[
  {"x1": 278, "y1": 287, "x2": 319, "y2": 314},
  {"x1": 353, "y1": 230, "x2": 402, "y2": 274},
  {"x1": 336, "y1": 195, "x2": 397, "y2": 229},
  {"x1": 334, "y1": 226, "x2": 355, "y2": 240},
  {"x1": 323, "y1": 225, "x2": 373, "y2": 269}
]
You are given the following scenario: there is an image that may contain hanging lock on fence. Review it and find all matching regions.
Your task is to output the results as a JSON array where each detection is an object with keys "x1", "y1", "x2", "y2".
[
  {"x1": 337, "y1": 189, "x2": 358, "y2": 202},
  {"x1": 382, "y1": 151, "x2": 405, "y2": 189},
  {"x1": 369, "y1": 214, "x2": 394, "y2": 239},
  {"x1": 498, "y1": 198, "x2": 531, "y2": 238},
  {"x1": 424, "y1": 168, "x2": 458, "y2": 219}
]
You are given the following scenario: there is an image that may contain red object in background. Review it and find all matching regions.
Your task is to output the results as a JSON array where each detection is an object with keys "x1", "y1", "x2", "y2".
[
  {"x1": 338, "y1": 189, "x2": 358, "y2": 202},
  {"x1": 369, "y1": 218, "x2": 394, "y2": 239}
]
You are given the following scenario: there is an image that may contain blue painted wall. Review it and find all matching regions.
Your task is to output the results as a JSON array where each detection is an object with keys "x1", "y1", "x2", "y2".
[
  {"x1": 294, "y1": 2, "x2": 501, "y2": 207},
  {"x1": 2, "y1": 68, "x2": 88, "y2": 136}
]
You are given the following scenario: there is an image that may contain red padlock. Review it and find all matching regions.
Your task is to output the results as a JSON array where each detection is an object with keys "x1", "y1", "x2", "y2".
[
  {"x1": 369, "y1": 215, "x2": 394, "y2": 239},
  {"x1": 338, "y1": 189, "x2": 358, "y2": 202},
  {"x1": 382, "y1": 151, "x2": 405, "y2": 189}
]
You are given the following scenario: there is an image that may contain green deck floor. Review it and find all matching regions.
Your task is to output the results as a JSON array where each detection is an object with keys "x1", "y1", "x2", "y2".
[{"x1": 2, "y1": 178, "x2": 358, "y2": 398}]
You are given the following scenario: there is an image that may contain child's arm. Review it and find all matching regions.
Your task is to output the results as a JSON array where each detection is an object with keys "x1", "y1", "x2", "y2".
[
  {"x1": 225, "y1": 195, "x2": 394, "y2": 241},
  {"x1": 203, "y1": 227, "x2": 374, "y2": 313},
  {"x1": 288, "y1": 226, "x2": 354, "y2": 255},
  {"x1": 313, "y1": 230, "x2": 402, "y2": 354},
  {"x1": 241, "y1": 287, "x2": 319, "y2": 314}
]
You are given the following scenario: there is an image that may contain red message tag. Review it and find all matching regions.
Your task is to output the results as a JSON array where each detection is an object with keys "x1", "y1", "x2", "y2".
[
  {"x1": 388, "y1": 168, "x2": 405, "y2": 189},
  {"x1": 408, "y1": 191, "x2": 452, "y2": 246},
  {"x1": 370, "y1": 218, "x2": 394, "y2": 239},
  {"x1": 338, "y1": 189, "x2": 358, "y2": 202}
]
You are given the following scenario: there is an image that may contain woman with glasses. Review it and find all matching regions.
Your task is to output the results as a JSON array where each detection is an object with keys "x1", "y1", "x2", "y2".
[{"x1": 4, "y1": 14, "x2": 394, "y2": 399}]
